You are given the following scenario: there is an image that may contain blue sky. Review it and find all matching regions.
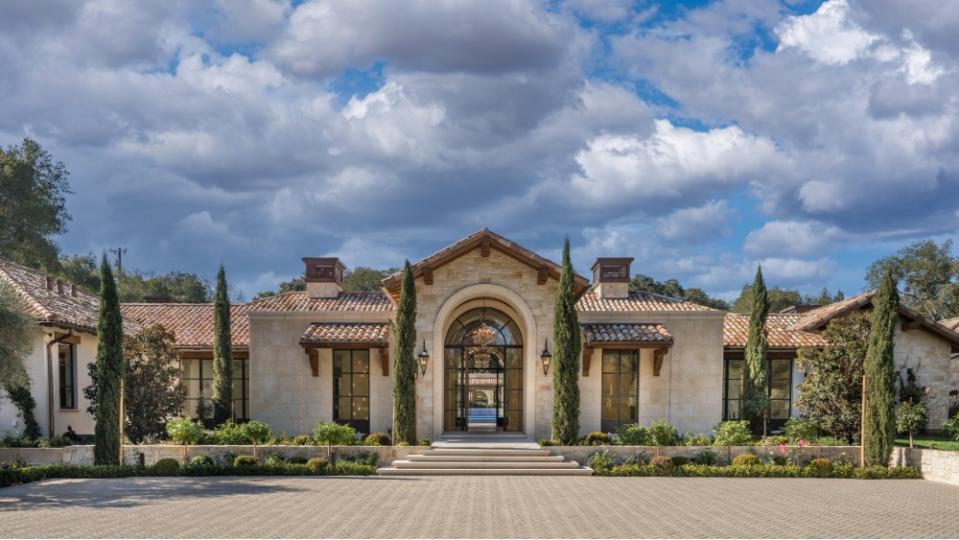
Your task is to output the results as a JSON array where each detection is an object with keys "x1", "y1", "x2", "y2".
[{"x1": 1, "y1": 0, "x2": 957, "y2": 300}]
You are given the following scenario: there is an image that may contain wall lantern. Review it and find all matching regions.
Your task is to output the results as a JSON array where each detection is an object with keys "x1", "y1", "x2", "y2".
[
  {"x1": 540, "y1": 338, "x2": 552, "y2": 376},
  {"x1": 417, "y1": 339, "x2": 430, "y2": 375}
]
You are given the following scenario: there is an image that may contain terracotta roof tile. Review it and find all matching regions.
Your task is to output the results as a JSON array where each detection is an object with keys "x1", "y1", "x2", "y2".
[
  {"x1": 723, "y1": 313, "x2": 828, "y2": 349},
  {"x1": 0, "y1": 257, "x2": 138, "y2": 335},
  {"x1": 582, "y1": 323, "x2": 673, "y2": 345},
  {"x1": 941, "y1": 317, "x2": 959, "y2": 332},
  {"x1": 120, "y1": 303, "x2": 249, "y2": 348},
  {"x1": 791, "y1": 291, "x2": 876, "y2": 331},
  {"x1": 576, "y1": 291, "x2": 717, "y2": 312},
  {"x1": 300, "y1": 322, "x2": 390, "y2": 346},
  {"x1": 246, "y1": 291, "x2": 393, "y2": 312}
]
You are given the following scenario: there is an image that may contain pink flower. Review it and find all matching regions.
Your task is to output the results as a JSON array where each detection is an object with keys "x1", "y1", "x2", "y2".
[
  {"x1": 799, "y1": 439, "x2": 806, "y2": 447},
  {"x1": 779, "y1": 443, "x2": 786, "y2": 455}
]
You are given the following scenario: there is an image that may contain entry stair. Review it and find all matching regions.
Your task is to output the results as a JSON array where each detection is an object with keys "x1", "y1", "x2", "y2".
[{"x1": 377, "y1": 434, "x2": 593, "y2": 476}]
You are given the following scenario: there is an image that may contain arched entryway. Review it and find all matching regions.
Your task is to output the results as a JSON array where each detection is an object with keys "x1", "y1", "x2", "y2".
[{"x1": 443, "y1": 306, "x2": 524, "y2": 432}]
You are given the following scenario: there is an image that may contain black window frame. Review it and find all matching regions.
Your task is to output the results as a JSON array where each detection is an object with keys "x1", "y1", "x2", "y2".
[
  {"x1": 333, "y1": 349, "x2": 370, "y2": 433},
  {"x1": 181, "y1": 356, "x2": 250, "y2": 422},
  {"x1": 600, "y1": 349, "x2": 640, "y2": 433},
  {"x1": 58, "y1": 343, "x2": 77, "y2": 410},
  {"x1": 722, "y1": 353, "x2": 794, "y2": 430}
]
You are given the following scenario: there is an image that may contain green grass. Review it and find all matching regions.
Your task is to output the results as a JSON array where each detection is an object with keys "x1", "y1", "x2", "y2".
[{"x1": 895, "y1": 435, "x2": 959, "y2": 451}]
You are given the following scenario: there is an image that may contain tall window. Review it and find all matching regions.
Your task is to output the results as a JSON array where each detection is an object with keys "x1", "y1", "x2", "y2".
[
  {"x1": 723, "y1": 355, "x2": 794, "y2": 428},
  {"x1": 58, "y1": 343, "x2": 76, "y2": 409},
  {"x1": 333, "y1": 349, "x2": 370, "y2": 432},
  {"x1": 601, "y1": 349, "x2": 639, "y2": 432},
  {"x1": 181, "y1": 357, "x2": 249, "y2": 421}
]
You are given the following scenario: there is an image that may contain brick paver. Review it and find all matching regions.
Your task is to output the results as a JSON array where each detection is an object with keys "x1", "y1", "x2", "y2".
[{"x1": 2, "y1": 476, "x2": 959, "y2": 538}]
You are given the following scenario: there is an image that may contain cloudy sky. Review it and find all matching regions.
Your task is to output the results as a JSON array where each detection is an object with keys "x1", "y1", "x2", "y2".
[{"x1": 2, "y1": 0, "x2": 957, "y2": 300}]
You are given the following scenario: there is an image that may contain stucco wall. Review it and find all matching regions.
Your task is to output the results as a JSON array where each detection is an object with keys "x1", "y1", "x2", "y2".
[
  {"x1": 0, "y1": 329, "x2": 97, "y2": 438},
  {"x1": 248, "y1": 311, "x2": 392, "y2": 436}
]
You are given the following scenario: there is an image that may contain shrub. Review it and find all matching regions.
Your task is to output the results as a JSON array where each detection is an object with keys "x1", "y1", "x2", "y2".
[
  {"x1": 417, "y1": 440, "x2": 431, "y2": 447},
  {"x1": 683, "y1": 433, "x2": 711, "y2": 446},
  {"x1": 584, "y1": 432, "x2": 612, "y2": 446},
  {"x1": 808, "y1": 457, "x2": 833, "y2": 475},
  {"x1": 814, "y1": 436, "x2": 850, "y2": 446},
  {"x1": 243, "y1": 421, "x2": 274, "y2": 444},
  {"x1": 234, "y1": 455, "x2": 257, "y2": 467},
  {"x1": 166, "y1": 417, "x2": 204, "y2": 445},
  {"x1": 693, "y1": 449, "x2": 718, "y2": 465},
  {"x1": 647, "y1": 420, "x2": 679, "y2": 446},
  {"x1": 38, "y1": 435, "x2": 72, "y2": 448},
  {"x1": 943, "y1": 412, "x2": 959, "y2": 441},
  {"x1": 306, "y1": 457, "x2": 328, "y2": 474},
  {"x1": 713, "y1": 420, "x2": 752, "y2": 446},
  {"x1": 190, "y1": 455, "x2": 214, "y2": 466},
  {"x1": 153, "y1": 458, "x2": 180, "y2": 476},
  {"x1": 287, "y1": 456, "x2": 308, "y2": 464},
  {"x1": 334, "y1": 461, "x2": 377, "y2": 475},
  {"x1": 292, "y1": 435, "x2": 312, "y2": 446},
  {"x1": 362, "y1": 432, "x2": 391, "y2": 446},
  {"x1": 615, "y1": 424, "x2": 649, "y2": 445},
  {"x1": 732, "y1": 453, "x2": 759, "y2": 467},
  {"x1": 587, "y1": 451, "x2": 613, "y2": 471},
  {"x1": 650, "y1": 455, "x2": 673, "y2": 473},
  {"x1": 313, "y1": 422, "x2": 357, "y2": 458},
  {"x1": 263, "y1": 453, "x2": 285, "y2": 466},
  {"x1": 671, "y1": 456, "x2": 690, "y2": 466},
  {"x1": 213, "y1": 421, "x2": 248, "y2": 445},
  {"x1": 538, "y1": 439, "x2": 558, "y2": 446},
  {"x1": 757, "y1": 435, "x2": 789, "y2": 446},
  {"x1": 593, "y1": 463, "x2": 922, "y2": 479},
  {"x1": 784, "y1": 417, "x2": 819, "y2": 443}
]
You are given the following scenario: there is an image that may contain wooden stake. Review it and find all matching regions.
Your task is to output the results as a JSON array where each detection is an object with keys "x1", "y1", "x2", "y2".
[
  {"x1": 118, "y1": 374, "x2": 125, "y2": 465},
  {"x1": 859, "y1": 373, "x2": 866, "y2": 467}
]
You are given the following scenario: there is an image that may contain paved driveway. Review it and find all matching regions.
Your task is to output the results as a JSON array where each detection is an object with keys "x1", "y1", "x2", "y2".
[{"x1": 2, "y1": 476, "x2": 959, "y2": 538}]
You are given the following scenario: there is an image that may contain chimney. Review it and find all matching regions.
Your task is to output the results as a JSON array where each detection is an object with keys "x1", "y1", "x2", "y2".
[
  {"x1": 591, "y1": 257, "x2": 633, "y2": 299},
  {"x1": 45, "y1": 276, "x2": 55, "y2": 290},
  {"x1": 303, "y1": 257, "x2": 345, "y2": 298},
  {"x1": 70, "y1": 283, "x2": 77, "y2": 297},
  {"x1": 56, "y1": 279, "x2": 64, "y2": 295}
]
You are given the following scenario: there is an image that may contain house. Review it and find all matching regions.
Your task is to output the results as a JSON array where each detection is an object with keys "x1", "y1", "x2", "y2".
[{"x1": 3, "y1": 229, "x2": 958, "y2": 440}]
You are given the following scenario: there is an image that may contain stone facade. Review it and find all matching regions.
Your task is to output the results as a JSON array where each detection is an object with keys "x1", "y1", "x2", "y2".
[{"x1": 893, "y1": 323, "x2": 954, "y2": 429}]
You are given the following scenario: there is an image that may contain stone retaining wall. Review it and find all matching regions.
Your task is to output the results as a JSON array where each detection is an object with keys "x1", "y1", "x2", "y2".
[
  {"x1": 891, "y1": 447, "x2": 959, "y2": 486},
  {"x1": 0, "y1": 445, "x2": 416, "y2": 467},
  {"x1": 548, "y1": 445, "x2": 863, "y2": 466}
]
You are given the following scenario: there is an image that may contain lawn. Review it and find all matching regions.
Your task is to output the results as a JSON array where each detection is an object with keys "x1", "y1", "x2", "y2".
[{"x1": 895, "y1": 434, "x2": 959, "y2": 451}]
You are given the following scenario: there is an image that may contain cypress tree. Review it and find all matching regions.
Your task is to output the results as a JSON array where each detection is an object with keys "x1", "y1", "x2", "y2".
[
  {"x1": 551, "y1": 237, "x2": 581, "y2": 444},
  {"x1": 741, "y1": 266, "x2": 770, "y2": 436},
  {"x1": 863, "y1": 270, "x2": 899, "y2": 467},
  {"x1": 212, "y1": 265, "x2": 233, "y2": 425},
  {"x1": 93, "y1": 255, "x2": 123, "y2": 465},
  {"x1": 392, "y1": 260, "x2": 417, "y2": 444}
]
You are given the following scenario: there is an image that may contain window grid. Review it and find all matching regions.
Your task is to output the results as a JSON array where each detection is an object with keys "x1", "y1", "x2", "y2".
[
  {"x1": 333, "y1": 349, "x2": 370, "y2": 432},
  {"x1": 58, "y1": 343, "x2": 76, "y2": 410},
  {"x1": 181, "y1": 357, "x2": 249, "y2": 421},
  {"x1": 601, "y1": 349, "x2": 639, "y2": 433},
  {"x1": 722, "y1": 356, "x2": 794, "y2": 425}
]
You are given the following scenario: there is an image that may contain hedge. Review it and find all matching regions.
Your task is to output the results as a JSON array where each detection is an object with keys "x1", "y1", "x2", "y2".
[
  {"x1": 0, "y1": 460, "x2": 376, "y2": 488},
  {"x1": 593, "y1": 463, "x2": 922, "y2": 479}
]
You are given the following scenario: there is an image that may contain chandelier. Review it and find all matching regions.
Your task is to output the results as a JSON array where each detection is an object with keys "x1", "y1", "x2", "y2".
[{"x1": 467, "y1": 323, "x2": 499, "y2": 369}]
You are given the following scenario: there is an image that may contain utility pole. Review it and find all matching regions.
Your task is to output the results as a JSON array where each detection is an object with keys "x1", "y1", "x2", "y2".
[{"x1": 109, "y1": 247, "x2": 127, "y2": 276}]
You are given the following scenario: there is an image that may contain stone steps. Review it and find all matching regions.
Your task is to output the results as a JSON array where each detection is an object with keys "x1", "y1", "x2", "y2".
[{"x1": 377, "y1": 437, "x2": 592, "y2": 476}]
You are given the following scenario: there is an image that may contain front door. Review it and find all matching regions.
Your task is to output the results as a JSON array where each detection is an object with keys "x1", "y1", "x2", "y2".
[{"x1": 443, "y1": 306, "x2": 523, "y2": 432}]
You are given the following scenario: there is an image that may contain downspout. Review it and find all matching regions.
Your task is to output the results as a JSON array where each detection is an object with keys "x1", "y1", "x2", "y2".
[{"x1": 45, "y1": 330, "x2": 74, "y2": 437}]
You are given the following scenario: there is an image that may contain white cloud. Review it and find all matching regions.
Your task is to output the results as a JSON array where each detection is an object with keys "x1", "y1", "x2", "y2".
[
  {"x1": 659, "y1": 200, "x2": 730, "y2": 244},
  {"x1": 744, "y1": 220, "x2": 842, "y2": 257},
  {"x1": 776, "y1": 0, "x2": 878, "y2": 65},
  {"x1": 570, "y1": 120, "x2": 786, "y2": 205}
]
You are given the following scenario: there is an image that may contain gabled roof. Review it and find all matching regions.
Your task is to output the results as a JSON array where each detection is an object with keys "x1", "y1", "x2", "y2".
[
  {"x1": 724, "y1": 313, "x2": 827, "y2": 349},
  {"x1": 246, "y1": 291, "x2": 393, "y2": 313},
  {"x1": 791, "y1": 290, "x2": 959, "y2": 348},
  {"x1": 577, "y1": 291, "x2": 717, "y2": 312},
  {"x1": 381, "y1": 229, "x2": 590, "y2": 301},
  {"x1": 939, "y1": 316, "x2": 959, "y2": 332},
  {"x1": 0, "y1": 257, "x2": 138, "y2": 335},
  {"x1": 299, "y1": 322, "x2": 390, "y2": 347},
  {"x1": 120, "y1": 303, "x2": 250, "y2": 349},
  {"x1": 582, "y1": 323, "x2": 673, "y2": 346}
]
